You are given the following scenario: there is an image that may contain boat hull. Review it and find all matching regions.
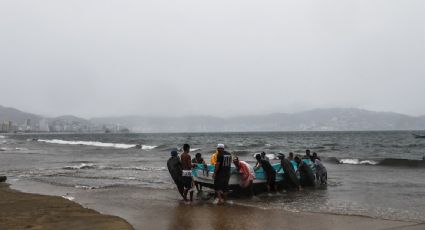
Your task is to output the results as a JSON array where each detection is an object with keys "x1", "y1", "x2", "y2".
[{"x1": 192, "y1": 160, "x2": 314, "y2": 190}]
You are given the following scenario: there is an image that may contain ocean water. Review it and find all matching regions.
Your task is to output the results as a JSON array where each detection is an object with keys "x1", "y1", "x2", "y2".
[{"x1": 1, "y1": 131, "x2": 424, "y2": 222}]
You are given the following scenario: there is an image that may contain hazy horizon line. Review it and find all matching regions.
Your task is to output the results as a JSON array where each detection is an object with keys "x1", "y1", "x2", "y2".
[{"x1": 2, "y1": 104, "x2": 424, "y2": 120}]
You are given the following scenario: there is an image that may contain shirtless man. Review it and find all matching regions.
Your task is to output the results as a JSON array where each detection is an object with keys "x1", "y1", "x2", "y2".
[{"x1": 180, "y1": 144, "x2": 194, "y2": 202}]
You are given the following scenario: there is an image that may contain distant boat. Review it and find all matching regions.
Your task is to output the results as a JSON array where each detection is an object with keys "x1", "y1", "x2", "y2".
[{"x1": 412, "y1": 133, "x2": 425, "y2": 138}]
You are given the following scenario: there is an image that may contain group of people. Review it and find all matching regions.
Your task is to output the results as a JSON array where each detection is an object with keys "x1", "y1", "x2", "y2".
[
  {"x1": 166, "y1": 144, "x2": 328, "y2": 204},
  {"x1": 251, "y1": 149, "x2": 327, "y2": 193},
  {"x1": 167, "y1": 143, "x2": 234, "y2": 204}
]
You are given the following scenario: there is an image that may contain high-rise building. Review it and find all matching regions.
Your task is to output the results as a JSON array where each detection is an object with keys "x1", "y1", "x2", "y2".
[
  {"x1": 38, "y1": 119, "x2": 50, "y2": 132},
  {"x1": 0, "y1": 121, "x2": 17, "y2": 133},
  {"x1": 25, "y1": 119, "x2": 31, "y2": 131},
  {"x1": 0, "y1": 122, "x2": 7, "y2": 132}
]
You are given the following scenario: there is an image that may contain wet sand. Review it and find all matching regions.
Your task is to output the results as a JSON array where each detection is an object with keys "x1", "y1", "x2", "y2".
[
  {"x1": 72, "y1": 187, "x2": 425, "y2": 230},
  {"x1": 5, "y1": 181, "x2": 425, "y2": 230},
  {"x1": 0, "y1": 183, "x2": 133, "y2": 230}
]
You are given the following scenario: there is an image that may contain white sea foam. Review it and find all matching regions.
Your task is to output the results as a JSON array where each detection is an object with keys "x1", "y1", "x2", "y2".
[
  {"x1": 75, "y1": 185, "x2": 95, "y2": 190},
  {"x1": 64, "y1": 163, "x2": 96, "y2": 170},
  {"x1": 190, "y1": 148, "x2": 201, "y2": 152},
  {"x1": 339, "y1": 159, "x2": 378, "y2": 165},
  {"x1": 125, "y1": 166, "x2": 167, "y2": 171},
  {"x1": 122, "y1": 176, "x2": 137, "y2": 180},
  {"x1": 62, "y1": 195, "x2": 75, "y2": 201},
  {"x1": 252, "y1": 153, "x2": 277, "y2": 160},
  {"x1": 15, "y1": 147, "x2": 28, "y2": 151},
  {"x1": 141, "y1": 145, "x2": 157, "y2": 150},
  {"x1": 0, "y1": 135, "x2": 5, "y2": 139},
  {"x1": 38, "y1": 139, "x2": 157, "y2": 150},
  {"x1": 266, "y1": 153, "x2": 276, "y2": 160}
]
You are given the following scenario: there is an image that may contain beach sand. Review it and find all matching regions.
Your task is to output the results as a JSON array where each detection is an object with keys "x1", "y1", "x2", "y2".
[
  {"x1": 73, "y1": 187, "x2": 425, "y2": 230},
  {"x1": 0, "y1": 183, "x2": 133, "y2": 230},
  {"x1": 4, "y1": 181, "x2": 425, "y2": 230}
]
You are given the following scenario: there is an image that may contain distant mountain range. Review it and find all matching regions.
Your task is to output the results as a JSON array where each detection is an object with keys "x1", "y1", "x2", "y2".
[
  {"x1": 1, "y1": 105, "x2": 425, "y2": 133},
  {"x1": 0, "y1": 105, "x2": 43, "y2": 124},
  {"x1": 0, "y1": 105, "x2": 117, "y2": 133},
  {"x1": 93, "y1": 108, "x2": 425, "y2": 132}
]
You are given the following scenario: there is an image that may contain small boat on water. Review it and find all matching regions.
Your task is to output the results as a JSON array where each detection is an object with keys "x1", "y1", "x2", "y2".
[
  {"x1": 412, "y1": 133, "x2": 425, "y2": 138},
  {"x1": 192, "y1": 159, "x2": 314, "y2": 190}
]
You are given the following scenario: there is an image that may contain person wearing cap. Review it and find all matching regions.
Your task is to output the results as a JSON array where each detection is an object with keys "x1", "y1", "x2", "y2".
[
  {"x1": 213, "y1": 144, "x2": 232, "y2": 204},
  {"x1": 254, "y1": 154, "x2": 276, "y2": 193},
  {"x1": 233, "y1": 156, "x2": 255, "y2": 196},
  {"x1": 167, "y1": 150, "x2": 184, "y2": 199},
  {"x1": 277, "y1": 153, "x2": 300, "y2": 191}
]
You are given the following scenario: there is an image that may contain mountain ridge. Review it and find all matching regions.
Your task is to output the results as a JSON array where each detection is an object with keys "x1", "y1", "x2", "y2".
[
  {"x1": 91, "y1": 108, "x2": 425, "y2": 132},
  {"x1": 2, "y1": 105, "x2": 425, "y2": 132}
]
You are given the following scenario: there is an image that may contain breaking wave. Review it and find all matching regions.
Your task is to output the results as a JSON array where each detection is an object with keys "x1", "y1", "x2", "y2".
[
  {"x1": 101, "y1": 166, "x2": 167, "y2": 172},
  {"x1": 339, "y1": 159, "x2": 378, "y2": 165},
  {"x1": 63, "y1": 163, "x2": 166, "y2": 172},
  {"x1": 37, "y1": 139, "x2": 157, "y2": 150},
  {"x1": 63, "y1": 163, "x2": 96, "y2": 170},
  {"x1": 329, "y1": 157, "x2": 425, "y2": 167}
]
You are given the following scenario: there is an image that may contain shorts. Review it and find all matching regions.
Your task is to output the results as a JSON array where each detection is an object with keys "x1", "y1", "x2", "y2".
[
  {"x1": 267, "y1": 172, "x2": 276, "y2": 188},
  {"x1": 214, "y1": 175, "x2": 230, "y2": 192},
  {"x1": 182, "y1": 176, "x2": 193, "y2": 190}
]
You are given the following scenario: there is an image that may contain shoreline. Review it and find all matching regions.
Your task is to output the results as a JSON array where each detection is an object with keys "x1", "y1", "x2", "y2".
[
  {"x1": 0, "y1": 183, "x2": 134, "y2": 230},
  {"x1": 8, "y1": 180, "x2": 425, "y2": 230}
]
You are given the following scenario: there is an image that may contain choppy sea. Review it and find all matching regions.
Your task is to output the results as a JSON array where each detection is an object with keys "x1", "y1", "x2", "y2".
[{"x1": 1, "y1": 131, "x2": 424, "y2": 222}]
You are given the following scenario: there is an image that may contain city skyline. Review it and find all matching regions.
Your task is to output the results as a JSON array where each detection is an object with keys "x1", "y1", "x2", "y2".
[{"x1": 1, "y1": 104, "x2": 425, "y2": 133}]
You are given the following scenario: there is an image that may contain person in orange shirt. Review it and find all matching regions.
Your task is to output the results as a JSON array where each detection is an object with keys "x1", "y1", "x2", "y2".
[{"x1": 210, "y1": 149, "x2": 218, "y2": 165}]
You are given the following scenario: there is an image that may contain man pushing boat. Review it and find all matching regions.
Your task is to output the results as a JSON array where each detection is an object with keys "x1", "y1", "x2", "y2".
[
  {"x1": 181, "y1": 144, "x2": 194, "y2": 203},
  {"x1": 213, "y1": 144, "x2": 232, "y2": 204},
  {"x1": 167, "y1": 150, "x2": 184, "y2": 199}
]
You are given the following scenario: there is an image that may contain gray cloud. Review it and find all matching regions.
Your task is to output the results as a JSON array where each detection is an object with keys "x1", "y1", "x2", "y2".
[{"x1": 1, "y1": 0, "x2": 424, "y2": 118}]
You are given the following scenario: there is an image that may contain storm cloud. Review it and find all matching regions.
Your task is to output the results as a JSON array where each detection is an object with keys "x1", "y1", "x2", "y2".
[{"x1": 1, "y1": 0, "x2": 424, "y2": 118}]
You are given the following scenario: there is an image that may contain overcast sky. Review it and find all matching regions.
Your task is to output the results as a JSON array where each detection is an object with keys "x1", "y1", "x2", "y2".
[{"x1": 0, "y1": 1, "x2": 424, "y2": 118}]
